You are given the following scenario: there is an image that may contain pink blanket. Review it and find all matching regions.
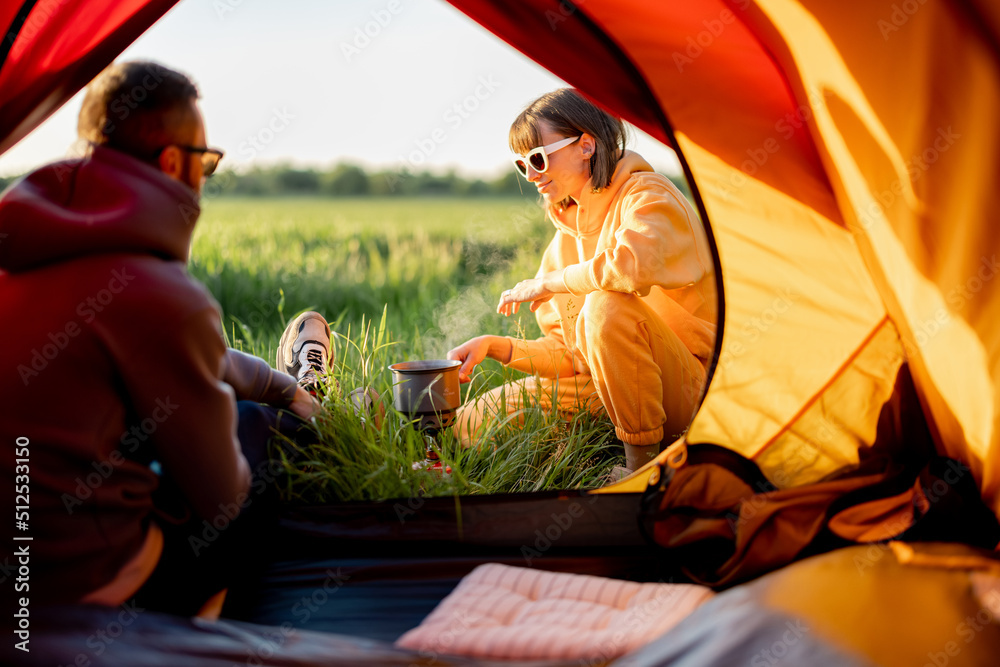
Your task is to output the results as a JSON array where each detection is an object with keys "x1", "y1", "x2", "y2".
[{"x1": 396, "y1": 563, "x2": 714, "y2": 661}]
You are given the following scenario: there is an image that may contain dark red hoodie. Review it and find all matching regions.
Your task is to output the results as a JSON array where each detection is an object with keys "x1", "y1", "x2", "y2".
[{"x1": 0, "y1": 146, "x2": 296, "y2": 605}]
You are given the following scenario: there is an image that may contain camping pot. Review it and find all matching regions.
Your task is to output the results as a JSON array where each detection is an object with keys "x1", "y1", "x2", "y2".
[{"x1": 388, "y1": 359, "x2": 462, "y2": 433}]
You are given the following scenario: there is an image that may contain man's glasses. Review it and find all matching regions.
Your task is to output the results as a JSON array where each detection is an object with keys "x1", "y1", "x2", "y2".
[
  {"x1": 511, "y1": 135, "x2": 581, "y2": 178},
  {"x1": 177, "y1": 145, "x2": 224, "y2": 176},
  {"x1": 160, "y1": 145, "x2": 225, "y2": 177}
]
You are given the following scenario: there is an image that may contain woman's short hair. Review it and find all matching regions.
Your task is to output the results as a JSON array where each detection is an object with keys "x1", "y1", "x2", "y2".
[
  {"x1": 509, "y1": 88, "x2": 628, "y2": 194},
  {"x1": 78, "y1": 61, "x2": 200, "y2": 162}
]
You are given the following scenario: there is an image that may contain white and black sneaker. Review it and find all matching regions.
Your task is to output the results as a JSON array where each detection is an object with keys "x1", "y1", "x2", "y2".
[{"x1": 276, "y1": 311, "x2": 333, "y2": 394}]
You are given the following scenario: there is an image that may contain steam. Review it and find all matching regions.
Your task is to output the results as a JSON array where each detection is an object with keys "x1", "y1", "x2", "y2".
[
  {"x1": 422, "y1": 284, "x2": 499, "y2": 361},
  {"x1": 421, "y1": 200, "x2": 546, "y2": 360}
]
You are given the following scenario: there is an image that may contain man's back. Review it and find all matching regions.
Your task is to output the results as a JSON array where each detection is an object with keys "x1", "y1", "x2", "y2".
[{"x1": 0, "y1": 146, "x2": 250, "y2": 604}]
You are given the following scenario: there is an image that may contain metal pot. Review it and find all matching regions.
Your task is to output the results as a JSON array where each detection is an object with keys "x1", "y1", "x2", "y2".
[{"x1": 388, "y1": 359, "x2": 462, "y2": 433}]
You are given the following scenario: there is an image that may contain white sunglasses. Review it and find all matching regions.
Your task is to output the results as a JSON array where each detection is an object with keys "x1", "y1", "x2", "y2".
[{"x1": 511, "y1": 135, "x2": 581, "y2": 177}]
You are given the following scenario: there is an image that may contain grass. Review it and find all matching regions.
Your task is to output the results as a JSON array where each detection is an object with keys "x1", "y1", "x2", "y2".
[{"x1": 190, "y1": 196, "x2": 623, "y2": 503}]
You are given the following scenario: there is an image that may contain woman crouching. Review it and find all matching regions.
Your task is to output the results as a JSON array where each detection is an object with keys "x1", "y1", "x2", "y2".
[{"x1": 448, "y1": 88, "x2": 717, "y2": 475}]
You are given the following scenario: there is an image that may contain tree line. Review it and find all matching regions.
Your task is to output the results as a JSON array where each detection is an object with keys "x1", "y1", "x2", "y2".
[{"x1": 210, "y1": 163, "x2": 530, "y2": 197}]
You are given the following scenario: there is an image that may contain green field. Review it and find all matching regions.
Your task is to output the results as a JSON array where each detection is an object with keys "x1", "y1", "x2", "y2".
[
  {"x1": 191, "y1": 196, "x2": 546, "y2": 359},
  {"x1": 190, "y1": 196, "x2": 622, "y2": 503}
]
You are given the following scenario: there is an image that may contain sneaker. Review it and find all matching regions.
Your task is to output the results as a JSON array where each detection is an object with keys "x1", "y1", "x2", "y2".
[{"x1": 276, "y1": 311, "x2": 333, "y2": 392}]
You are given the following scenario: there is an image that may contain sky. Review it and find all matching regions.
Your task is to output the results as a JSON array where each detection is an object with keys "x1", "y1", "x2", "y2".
[{"x1": 0, "y1": 0, "x2": 683, "y2": 179}]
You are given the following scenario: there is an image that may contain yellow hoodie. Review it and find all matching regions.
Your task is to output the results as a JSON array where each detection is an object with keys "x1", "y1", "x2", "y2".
[{"x1": 507, "y1": 151, "x2": 717, "y2": 378}]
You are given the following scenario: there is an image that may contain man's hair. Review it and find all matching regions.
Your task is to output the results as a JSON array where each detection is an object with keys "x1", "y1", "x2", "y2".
[
  {"x1": 78, "y1": 61, "x2": 200, "y2": 161},
  {"x1": 509, "y1": 88, "x2": 628, "y2": 197}
]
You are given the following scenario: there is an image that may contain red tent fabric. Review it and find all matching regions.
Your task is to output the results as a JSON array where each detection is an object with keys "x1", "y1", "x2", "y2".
[{"x1": 0, "y1": 0, "x2": 178, "y2": 155}]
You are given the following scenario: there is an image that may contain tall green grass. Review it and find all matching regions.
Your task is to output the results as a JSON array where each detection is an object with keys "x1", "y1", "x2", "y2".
[
  {"x1": 270, "y1": 310, "x2": 621, "y2": 504},
  {"x1": 190, "y1": 197, "x2": 623, "y2": 503}
]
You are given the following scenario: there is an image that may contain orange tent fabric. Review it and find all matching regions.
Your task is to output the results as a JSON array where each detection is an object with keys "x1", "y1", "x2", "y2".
[{"x1": 447, "y1": 0, "x2": 1000, "y2": 509}]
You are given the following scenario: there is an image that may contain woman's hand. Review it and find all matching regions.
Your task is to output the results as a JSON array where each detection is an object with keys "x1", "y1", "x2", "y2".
[
  {"x1": 447, "y1": 335, "x2": 512, "y2": 383},
  {"x1": 497, "y1": 270, "x2": 566, "y2": 316}
]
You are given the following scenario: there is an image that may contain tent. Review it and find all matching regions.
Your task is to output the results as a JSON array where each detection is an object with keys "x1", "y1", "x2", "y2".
[
  {"x1": 4, "y1": 0, "x2": 1000, "y2": 499},
  {"x1": 3, "y1": 0, "x2": 1000, "y2": 664}
]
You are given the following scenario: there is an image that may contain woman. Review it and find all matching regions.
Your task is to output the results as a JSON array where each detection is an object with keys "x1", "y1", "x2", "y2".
[{"x1": 448, "y1": 88, "x2": 716, "y2": 474}]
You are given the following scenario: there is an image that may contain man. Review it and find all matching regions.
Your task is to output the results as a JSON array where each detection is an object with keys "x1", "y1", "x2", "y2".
[{"x1": 0, "y1": 61, "x2": 331, "y2": 614}]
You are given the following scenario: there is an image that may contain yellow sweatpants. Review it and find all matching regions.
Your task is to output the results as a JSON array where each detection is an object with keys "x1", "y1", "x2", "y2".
[{"x1": 455, "y1": 291, "x2": 707, "y2": 447}]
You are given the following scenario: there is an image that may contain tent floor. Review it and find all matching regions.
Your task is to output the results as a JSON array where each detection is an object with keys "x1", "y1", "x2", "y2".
[
  {"x1": 223, "y1": 551, "x2": 666, "y2": 642},
  {"x1": 15, "y1": 544, "x2": 1000, "y2": 666},
  {"x1": 223, "y1": 492, "x2": 668, "y2": 641}
]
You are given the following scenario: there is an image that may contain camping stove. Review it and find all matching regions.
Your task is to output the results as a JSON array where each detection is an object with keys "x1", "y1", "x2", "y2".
[{"x1": 387, "y1": 359, "x2": 462, "y2": 474}]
